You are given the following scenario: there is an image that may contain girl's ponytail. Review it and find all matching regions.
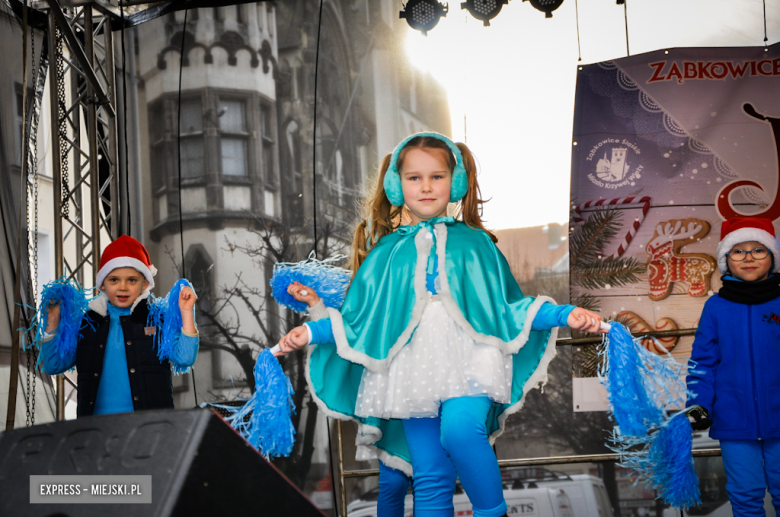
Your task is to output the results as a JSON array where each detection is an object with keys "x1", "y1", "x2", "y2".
[
  {"x1": 348, "y1": 154, "x2": 404, "y2": 276},
  {"x1": 456, "y1": 143, "x2": 497, "y2": 243}
]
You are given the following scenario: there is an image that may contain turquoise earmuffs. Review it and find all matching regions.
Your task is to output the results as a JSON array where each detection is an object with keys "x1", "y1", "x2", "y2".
[{"x1": 383, "y1": 132, "x2": 468, "y2": 207}]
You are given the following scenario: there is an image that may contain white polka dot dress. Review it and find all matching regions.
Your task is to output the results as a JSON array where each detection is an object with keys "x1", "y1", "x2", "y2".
[{"x1": 355, "y1": 299, "x2": 514, "y2": 419}]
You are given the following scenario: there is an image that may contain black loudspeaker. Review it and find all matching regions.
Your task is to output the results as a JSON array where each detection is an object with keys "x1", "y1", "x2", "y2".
[{"x1": 0, "y1": 409, "x2": 326, "y2": 517}]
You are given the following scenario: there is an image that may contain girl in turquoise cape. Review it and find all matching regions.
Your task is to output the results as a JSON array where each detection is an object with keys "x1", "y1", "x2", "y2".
[{"x1": 276, "y1": 133, "x2": 604, "y2": 517}]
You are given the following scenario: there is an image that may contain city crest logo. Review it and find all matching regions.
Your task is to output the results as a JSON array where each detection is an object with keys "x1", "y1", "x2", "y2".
[{"x1": 585, "y1": 138, "x2": 644, "y2": 190}]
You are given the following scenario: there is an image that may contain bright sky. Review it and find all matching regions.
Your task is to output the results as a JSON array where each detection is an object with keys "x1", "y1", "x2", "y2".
[{"x1": 405, "y1": 0, "x2": 780, "y2": 230}]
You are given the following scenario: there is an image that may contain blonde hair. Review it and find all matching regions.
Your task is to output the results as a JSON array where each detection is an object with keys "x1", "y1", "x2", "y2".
[{"x1": 348, "y1": 136, "x2": 496, "y2": 277}]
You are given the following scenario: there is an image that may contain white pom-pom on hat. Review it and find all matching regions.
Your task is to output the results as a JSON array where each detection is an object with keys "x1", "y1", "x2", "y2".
[{"x1": 96, "y1": 235, "x2": 156, "y2": 289}]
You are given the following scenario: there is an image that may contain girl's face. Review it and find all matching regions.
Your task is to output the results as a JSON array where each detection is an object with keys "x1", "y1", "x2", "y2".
[
  {"x1": 400, "y1": 148, "x2": 452, "y2": 225},
  {"x1": 726, "y1": 240, "x2": 772, "y2": 282}
]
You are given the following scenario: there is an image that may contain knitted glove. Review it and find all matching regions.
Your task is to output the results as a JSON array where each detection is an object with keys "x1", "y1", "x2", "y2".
[{"x1": 684, "y1": 405, "x2": 712, "y2": 431}]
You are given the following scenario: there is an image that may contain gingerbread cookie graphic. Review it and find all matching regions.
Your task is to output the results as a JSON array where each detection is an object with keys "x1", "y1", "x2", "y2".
[{"x1": 646, "y1": 219, "x2": 717, "y2": 301}]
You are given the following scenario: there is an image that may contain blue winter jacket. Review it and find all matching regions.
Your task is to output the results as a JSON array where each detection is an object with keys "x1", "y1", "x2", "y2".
[{"x1": 686, "y1": 292, "x2": 780, "y2": 440}]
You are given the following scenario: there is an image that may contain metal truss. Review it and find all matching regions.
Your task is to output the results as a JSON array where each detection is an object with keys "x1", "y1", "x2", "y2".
[
  {"x1": 45, "y1": 0, "x2": 121, "y2": 418},
  {"x1": 47, "y1": 0, "x2": 119, "y2": 286}
]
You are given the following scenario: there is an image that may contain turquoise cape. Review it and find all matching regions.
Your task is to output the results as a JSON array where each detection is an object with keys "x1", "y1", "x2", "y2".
[{"x1": 306, "y1": 219, "x2": 558, "y2": 475}]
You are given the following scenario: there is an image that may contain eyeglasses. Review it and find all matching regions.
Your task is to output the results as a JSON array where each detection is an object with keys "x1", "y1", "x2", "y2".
[{"x1": 726, "y1": 247, "x2": 770, "y2": 261}]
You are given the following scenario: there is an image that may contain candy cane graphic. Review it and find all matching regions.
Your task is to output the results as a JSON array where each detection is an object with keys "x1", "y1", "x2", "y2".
[{"x1": 572, "y1": 196, "x2": 652, "y2": 258}]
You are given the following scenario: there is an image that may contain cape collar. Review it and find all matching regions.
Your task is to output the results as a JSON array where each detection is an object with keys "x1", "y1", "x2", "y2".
[
  {"x1": 88, "y1": 290, "x2": 151, "y2": 317},
  {"x1": 398, "y1": 217, "x2": 455, "y2": 275},
  {"x1": 397, "y1": 216, "x2": 455, "y2": 237}
]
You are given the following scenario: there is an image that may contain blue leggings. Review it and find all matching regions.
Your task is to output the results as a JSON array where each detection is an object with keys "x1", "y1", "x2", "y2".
[
  {"x1": 720, "y1": 439, "x2": 780, "y2": 517},
  {"x1": 378, "y1": 461, "x2": 412, "y2": 517},
  {"x1": 401, "y1": 396, "x2": 506, "y2": 517}
]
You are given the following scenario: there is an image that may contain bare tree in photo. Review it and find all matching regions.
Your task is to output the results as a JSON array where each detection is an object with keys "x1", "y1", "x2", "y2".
[{"x1": 185, "y1": 213, "x2": 349, "y2": 488}]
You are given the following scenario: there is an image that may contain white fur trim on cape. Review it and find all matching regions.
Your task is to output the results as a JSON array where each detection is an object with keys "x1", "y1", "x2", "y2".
[
  {"x1": 490, "y1": 326, "x2": 559, "y2": 444},
  {"x1": 96, "y1": 257, "x2": 156, "y2": 291},
  {"x1": 327, "y1": 228, "x2": 432, "y2": 374},
  {"x1": 435, "y1": 223, "x2": 555, "y2": 355},
  {"x1": 356, "y1": 443, "x2": 414, "y2": 477},
  {"x1": 716, "y1": 227, "x2": 780, "y2": 274},
  {"x1": 304, "y1": 342, "x2": 416, "y2": 476},
  {"x1": 304, "y1": 343, "x2": 356, "y2": 423},
  {"x1": 302, "y1": 342, "x2": 406, "y2": 470},
  {"x1": 354, "y1": 423, "x2": 413, "y2": 475},
  {"x1": 88, "y1": 290, "x2": 151, "y2": 317}
]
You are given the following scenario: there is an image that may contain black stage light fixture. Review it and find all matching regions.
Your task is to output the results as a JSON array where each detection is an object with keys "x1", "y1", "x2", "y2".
[
  {"x1": 461, "y1": 0, "x2": 509, "y2": 26},
  {"x1": 400, "y1": 0, "x2": 449, "y2": 36},
  {"x1": 525, "y1": 0, "x2": 565, "y2": 18}
]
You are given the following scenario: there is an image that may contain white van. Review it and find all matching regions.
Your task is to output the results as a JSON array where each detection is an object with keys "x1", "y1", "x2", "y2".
[
  {"x1": 501, "y1": 468, "x2": 613, "y2": 517},
  {"x1": 503, "y1": 487, "x2": 574, "y2": 517},
  {"x1": 346, "y1": 486, "x2": 573, "y2": 517},
  {"x1": 398, "y1": 485, "x2": 573, "y2": 517},
  {"x1": 528, "y1": 474, "x2": 613, "y2": 517},
  {"x1": 346, "y1": 470, "x2": 580, "y2": 517}
]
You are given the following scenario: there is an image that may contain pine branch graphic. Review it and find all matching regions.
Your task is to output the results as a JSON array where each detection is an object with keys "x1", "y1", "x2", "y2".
[
  {"x1": 569, "y1": 206, "x2": 646, "y2": 312},
  {"x1": 572, "y1": 257, "x2": 646, "y2": 290}
]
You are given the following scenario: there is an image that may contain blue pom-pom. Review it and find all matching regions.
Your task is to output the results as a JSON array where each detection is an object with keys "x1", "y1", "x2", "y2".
[
  {"x1": 599, "y1": 322, "x2": 687, "y2": 437},
  {"x1": 269, "y1": 252, "x2": 351, "y2": 313},
  {"x1": 610, "y1": 414, "x2": 701, "y2": 509},
  {"x1": 147, "y1": 278, "x2": 196, "y2": 374},
  {"x1": 217, "y1": 348, "x2": 296, "y2": 459},
  {"x1": 29, "y1": 277, "x2": 93, "y2": 369},
  {"x1": 600, "y1": 321, "x2": 701, "y2": 509}
]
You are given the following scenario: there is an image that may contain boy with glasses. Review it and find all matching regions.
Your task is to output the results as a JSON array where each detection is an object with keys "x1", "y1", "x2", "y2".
[{"x1": 685, "y1": 217, "x2": 780, "y2": 517}]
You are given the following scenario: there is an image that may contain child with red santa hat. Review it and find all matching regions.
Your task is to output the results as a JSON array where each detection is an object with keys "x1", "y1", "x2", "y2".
[
  {"x1": 685, "y1": 216, "x2": 780, "y2": 517},
  {"x1": 41, "y1": 235, "x2": 199, "y2": 416}
]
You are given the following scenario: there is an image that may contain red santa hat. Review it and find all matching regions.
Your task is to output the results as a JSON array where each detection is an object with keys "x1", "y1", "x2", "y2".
[
  {"x1": 716, "y1": 217, "x2": 780, "y2": 274},
  {"x1": 96, "y1": 235, "x2": 157, "y2": 290}
]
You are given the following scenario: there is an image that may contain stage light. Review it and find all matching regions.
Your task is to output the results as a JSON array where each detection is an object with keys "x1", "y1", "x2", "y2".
[
  {"x1": 400, "y1": 0, "x2": 449, "y2": 36},
  {"x1": 526, "y1": 0, "x2": 565, "y2": 18},
  {"x1": 461, "y1": 0, "x2": 509, "y2": 27}
]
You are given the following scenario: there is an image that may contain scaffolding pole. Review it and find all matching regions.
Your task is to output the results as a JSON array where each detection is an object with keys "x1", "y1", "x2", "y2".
[{"x1": 44, "y1": 0, "x2": 121, "y2": 420}]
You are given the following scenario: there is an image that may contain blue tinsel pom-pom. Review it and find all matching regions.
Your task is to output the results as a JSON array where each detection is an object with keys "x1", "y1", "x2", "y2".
[
  {"x1": 269, "y1": 252, "x2": 351, "y2": 313},
  {"x1": 599, "y1": 322, "x2": 686, "y2": 437},
  {"x1": 147, "y1": 278, "x2": 196, "y2": 374},
  {"x1": 599, "y1": 321, "x2": 701, "y2": 509},
  {"x1": 30, "y1": 277, "x2": 93, "y2": 369},
  {"x1": 217, "y1": 348, "x2": 296, "y2": 459},
  {"x1": 609, "y1": 414, "x2": 701, "y2": 509}
]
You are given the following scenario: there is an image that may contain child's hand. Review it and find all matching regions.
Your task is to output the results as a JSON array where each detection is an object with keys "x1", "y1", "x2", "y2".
[
  {"x1": 287, "y1": 282, "x2": 321, "y2": 308},
  {"x1": 274, "y1": 326, "x2": 309, "y2": 356},
  {"x1": 179, "y1": 286, "x2": 198, "y2": 335},
  {"x1": 46, "y1": 300, "x2": 61, "y2": 333},
  {"x1": 566, "y1": 308, "x2": 606, "y2": 333},
  {"x1": 179, "y1": 286, "x2": 197, "y2": 312}
]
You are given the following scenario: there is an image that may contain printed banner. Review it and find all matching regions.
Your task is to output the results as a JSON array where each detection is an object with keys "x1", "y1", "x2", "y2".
[{"x1": 569, "y1": 42, "x2": 780, "y2": 411}]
